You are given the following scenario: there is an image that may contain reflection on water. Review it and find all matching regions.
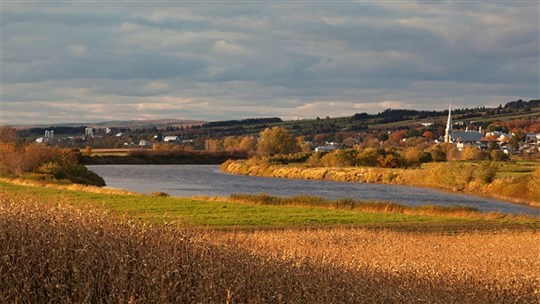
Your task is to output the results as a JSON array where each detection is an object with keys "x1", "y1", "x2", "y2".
[{"x1": 88, "y1": 164, "x2": 540, "y2": 216}]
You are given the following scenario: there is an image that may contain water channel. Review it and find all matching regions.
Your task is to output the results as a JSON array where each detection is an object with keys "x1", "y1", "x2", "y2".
[{"x1": 88, "y1": 164, "x2": 540, "y2": 216}]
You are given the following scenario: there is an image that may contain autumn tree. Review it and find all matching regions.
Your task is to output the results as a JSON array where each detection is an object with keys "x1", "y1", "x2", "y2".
[
  {"x1": 238, "y1": 136, "x2": 257, "y2": 154},
  {"x1": 0, "y1": 126, "x2": 19, "y2": 144},
  {"x1": 256, "y1": 127, "x2": 298, "y2": 156},
  {"x1": 422, "y1": 131, "x2": 435, "y2": 140},
  {"x1": 461, "y1": 146, "x2": 487, "y2": 161},
  {"x1": 402, "y1": 147, "x2": 431, "y2": 167},
  {"x1": 296, "y1": 136, "x2": 311, "y2": 153}
]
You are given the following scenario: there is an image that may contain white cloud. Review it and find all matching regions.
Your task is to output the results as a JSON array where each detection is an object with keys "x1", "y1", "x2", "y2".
[{"x1": 213, "y1": 40, "x2": 250, "y2": 55}]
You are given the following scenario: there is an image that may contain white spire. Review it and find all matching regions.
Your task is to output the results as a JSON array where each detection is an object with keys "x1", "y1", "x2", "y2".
[{"x1": 444, "y1": 103, "x2": 452, "y2": 143}]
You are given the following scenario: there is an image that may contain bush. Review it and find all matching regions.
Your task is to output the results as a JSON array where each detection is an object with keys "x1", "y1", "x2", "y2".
[
  {"x1": 320, "y1": 150, "x2": 355, "y2": 167},
  {"x1": 528, "y1": 167, "x2": 540, "y2": 202},
  {"x1": 356, "y1": 148, "x2": 384, "y2": 167},
  {"x1": 402, "y1": 147, "x2": 431, "y2": 167},
  {"x1": 377, "y1": 155, "x2": 400, "y2": 168},
  {"x1": 151, "y1": 191, "x2": 170, "y2": 197},
  {"x1": 472, "y1": 162, "x2": 498, "y2": 184},
  {"x1": 461, "y1": 147, "x2": 487, "y2": 161},
  {"x1": 429, "y1": 145, "x2": 447, "y2": 162},
  {"x1": 490, "y1": 150, "x2": 509, "y2": 161}
]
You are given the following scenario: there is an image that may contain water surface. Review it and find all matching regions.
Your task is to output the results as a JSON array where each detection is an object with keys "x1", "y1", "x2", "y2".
[{"x1": 88, "y1": 164, "x2": 539, "y2": 216}]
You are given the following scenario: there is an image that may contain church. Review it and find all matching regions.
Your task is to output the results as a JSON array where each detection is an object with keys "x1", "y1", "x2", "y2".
[{"x1": 444, "y1": 104, "x2": 483, "y2": 145}]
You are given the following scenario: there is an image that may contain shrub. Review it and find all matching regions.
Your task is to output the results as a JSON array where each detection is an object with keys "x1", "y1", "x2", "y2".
[
  {"x1": 151, "y1": 191, "x2": 170, "y2": 197},
  {"x1": 472, "y1": 162, "x2": 498, "y2": 184},
  {"x1": 402, "y1": 147, "x2": 431, "y2": 167},
  {"x1": 461, "y1": 146, "x2": 487, "y2": 161},
  {"x1": 356, "y1": 148, "x2": 384, "y2": 167},
  {"x1": 305, "y1": 152, "x2": 323, "y2": 167},
  {"x1": 320, "y1": 150, "x2": 355, "y2": 167},
  {"x1": 490, "y1": 150, "x2": 509, "y2": 161},
  {"x1": 528, "y1": 167, "x2": 540, "y2": 202},
  {"x1": 377, "y1": 155, "x2": 399, "y2": 168},
  {"x1": 429, "y1": 145, "x2": 447, "y2": 162}
]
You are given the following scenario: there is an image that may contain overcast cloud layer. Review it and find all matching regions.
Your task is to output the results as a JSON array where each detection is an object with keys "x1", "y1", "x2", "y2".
[{"x1": 2, "y1": 1, "x2": 539, "y2": 125}]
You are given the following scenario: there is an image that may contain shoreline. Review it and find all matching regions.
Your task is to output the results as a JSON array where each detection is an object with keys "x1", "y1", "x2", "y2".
[{"x1": 220, "y1": 160, "x2": 540, "y2": 209}]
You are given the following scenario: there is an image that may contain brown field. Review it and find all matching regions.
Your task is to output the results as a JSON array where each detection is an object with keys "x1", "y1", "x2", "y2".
[{"x1": 1, "y1": 192, "x2": 539, "y2": 303}]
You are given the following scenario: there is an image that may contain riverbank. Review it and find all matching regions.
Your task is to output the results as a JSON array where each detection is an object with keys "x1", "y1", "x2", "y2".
[
  {"x1": 221, "y1": 159, "x2": 540, "y2": 208},
  {"x1": 83, "y1": 149, "x2": 247, "y2": 165}
]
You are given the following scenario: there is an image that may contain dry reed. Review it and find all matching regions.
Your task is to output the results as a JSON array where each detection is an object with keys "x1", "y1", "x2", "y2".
[{"x1": 1, "y1": 192, "x2": 539, "y2": 303}]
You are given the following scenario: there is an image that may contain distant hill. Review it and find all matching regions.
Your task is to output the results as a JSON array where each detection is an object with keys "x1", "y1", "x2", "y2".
[{"x1": 14, "y1": 119, "x2": 206, "y2": 130}]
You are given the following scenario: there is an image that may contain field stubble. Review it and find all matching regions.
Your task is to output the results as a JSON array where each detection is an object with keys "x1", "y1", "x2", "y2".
[{"x1": 1, "y1": 192, "x2": 539, "y2": 303}]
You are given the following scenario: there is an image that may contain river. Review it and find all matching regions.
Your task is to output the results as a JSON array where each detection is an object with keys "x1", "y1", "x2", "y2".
[{"x1": 88, "y1": 164, "x2": 539, "y2": 216}]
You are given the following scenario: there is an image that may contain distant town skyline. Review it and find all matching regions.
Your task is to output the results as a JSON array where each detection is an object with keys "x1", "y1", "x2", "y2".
[{"x1": 2, "y1": 1, "x2": 539, "y2": 125}]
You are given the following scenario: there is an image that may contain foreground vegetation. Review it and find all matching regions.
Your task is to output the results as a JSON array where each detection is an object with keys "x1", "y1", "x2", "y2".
[{"x1": 1, "y1": 182, "x2": 539, "y2": 303}]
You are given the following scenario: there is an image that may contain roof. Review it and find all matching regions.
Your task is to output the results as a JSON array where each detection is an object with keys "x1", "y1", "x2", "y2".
[{"x1": 451, "y1": 131, "x2": 482, "y2": 142}]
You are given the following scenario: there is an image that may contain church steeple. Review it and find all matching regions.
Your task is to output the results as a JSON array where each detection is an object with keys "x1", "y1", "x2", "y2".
[{"x1": 444, "y1": 103, "x2": 452, "y2": 143}]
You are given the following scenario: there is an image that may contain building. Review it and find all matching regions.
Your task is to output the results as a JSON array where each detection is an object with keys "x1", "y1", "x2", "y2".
[
  {"x1": 164, "y1": 136, "x2": 181, "y2": 142},
  {"x1": 444, "y1": 104, "x2": 452, "y2": 143},
  {"x1": 451, "y1": 131, "x2": 482, "y2": 143},
  {"x1": 139, "y1": 140, "x2": 153, "y2": 148},
  {"x1": 315, "y1": 145, "x2": 338, "y2": 152},
  {"x1": 85, "y1": 127, "x2": 94, "y2": 138}
]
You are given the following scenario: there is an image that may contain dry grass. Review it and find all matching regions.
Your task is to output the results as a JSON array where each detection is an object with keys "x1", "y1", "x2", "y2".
[
  {"x1": 208, "y1": 228, "x2": 540, "y2": 303},
  {"x1": 0, "y1": 177, "x2": 135, "y2": 195},
  {"x1": 1, "y1": 192, "x2": 539, "y2": 303}
]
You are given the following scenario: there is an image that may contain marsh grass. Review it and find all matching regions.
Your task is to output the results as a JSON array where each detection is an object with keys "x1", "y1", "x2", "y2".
[{"x1": 226, "y1": 193, "x2": 533, "y2": 221}]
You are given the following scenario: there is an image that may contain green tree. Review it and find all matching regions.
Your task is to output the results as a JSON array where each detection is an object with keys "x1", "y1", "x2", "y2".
[{"x1": 256, "y1": 127, "x2": 298, "y2": 156}]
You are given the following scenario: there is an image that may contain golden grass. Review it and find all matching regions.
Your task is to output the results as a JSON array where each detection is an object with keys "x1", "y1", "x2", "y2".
[
  {"x1": 0, "y1": 177, "x2": 135, "y2": 195},
  {"x1": 1, "y1": 192, "x2": 539, "y2": 303},
  {"x1": 207, "y1": 228, "x2": 540, "y2": 303}
]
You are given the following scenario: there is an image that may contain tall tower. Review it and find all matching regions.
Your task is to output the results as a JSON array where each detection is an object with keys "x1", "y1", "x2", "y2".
[{"x1": 444, "y1": 104, "x2": 452, "y2": 143}]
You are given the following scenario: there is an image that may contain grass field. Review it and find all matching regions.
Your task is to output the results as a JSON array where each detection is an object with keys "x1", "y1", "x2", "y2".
[
  {"x1": 495, "y1": 160, "x2": 540, "y2": 178},
  {"x1": 1, "y1": 181, "x2": 538, "y2": 230},
  {"x1": 1, "y1": 181, "x2": 539, "y2": 303}
]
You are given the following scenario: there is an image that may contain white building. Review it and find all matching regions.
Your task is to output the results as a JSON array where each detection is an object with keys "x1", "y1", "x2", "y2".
[
  {"x1": 139, "y1": 140, "x2": 153, "y2": 148},
  {"x1": 315, "y1": 145, "x2": 338, "y2": 152},
  {"x1": 164, "y1": 136, "x2": 181, "y2": 142}
]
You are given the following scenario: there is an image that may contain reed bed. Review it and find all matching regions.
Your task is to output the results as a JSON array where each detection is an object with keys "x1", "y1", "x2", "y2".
[
  {"x1": 1, "y1": 193, "x2": 539, "y2": 303},
  {"x1": 221, "y1": 193, "x2": 533, "y2": 221}
]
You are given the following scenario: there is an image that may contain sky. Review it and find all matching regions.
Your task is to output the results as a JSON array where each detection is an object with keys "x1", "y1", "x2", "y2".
[{"x1": 1, "y1": 1, "x2": 539, "y2": 125}]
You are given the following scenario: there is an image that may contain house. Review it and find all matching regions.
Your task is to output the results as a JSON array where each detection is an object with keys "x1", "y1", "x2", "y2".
[
  {"x1": 164, "y1": 136, "x2": 181, "y2": 142},
  {"x1": 497, "y1": 133, "x2": 512, "y2": 143},
  {"x1": 526, "y1": 133, "x2": 540, "y2": 142},
  {"x1": 315, "y1": 145, "x2": 338, "y2": 152},
  {"x1": 139, "y1": 140, "x2": 153, "y2": 148}
]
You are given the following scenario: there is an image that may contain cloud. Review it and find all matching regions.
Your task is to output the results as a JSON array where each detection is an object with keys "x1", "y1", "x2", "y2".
[
  {"x1": 213, "y1": 40, "x2": 250, "y2": 54},
  {"x1": 2, "y1": 2, "x2": 538, "y2": 125}
]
